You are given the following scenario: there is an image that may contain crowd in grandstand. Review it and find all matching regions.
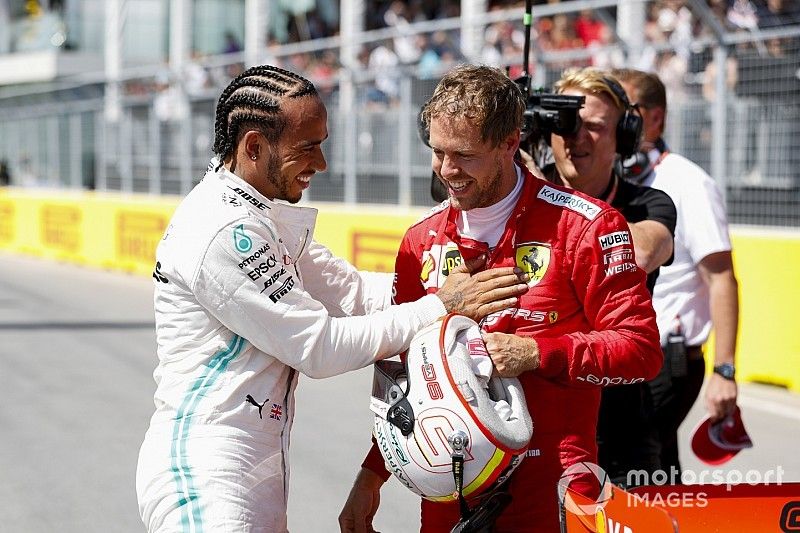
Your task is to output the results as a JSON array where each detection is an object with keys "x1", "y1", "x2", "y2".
[
  {"x1": 3, "y1": 0, "x2": 797, "y2": 111},
  {"x1": 126, "y1": 0, "x2": 797, "y2": 111}
]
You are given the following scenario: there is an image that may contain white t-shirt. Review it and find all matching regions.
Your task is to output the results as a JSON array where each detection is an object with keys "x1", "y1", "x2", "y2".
[{"x1": 640, "y1": 150, "x2": 732, "y2": 346}]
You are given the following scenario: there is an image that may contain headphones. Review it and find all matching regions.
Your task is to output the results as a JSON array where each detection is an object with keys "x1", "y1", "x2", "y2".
[
  {"x1": 602, "y1": 77, "x2": 643, "y2": 159},
  {"x1": 616, "y1": 137, "x2": 669, "y2": 183}
]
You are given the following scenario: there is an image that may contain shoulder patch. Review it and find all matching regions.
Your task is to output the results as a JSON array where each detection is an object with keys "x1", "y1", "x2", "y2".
[{"x1": 537, "y1": 185, "x2": 601, "y2": 220}]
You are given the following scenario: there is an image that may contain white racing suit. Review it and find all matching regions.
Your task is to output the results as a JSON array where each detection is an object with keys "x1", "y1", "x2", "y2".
[{"x1": 136, "y1": 160, "x2": 445, "y2": 532}]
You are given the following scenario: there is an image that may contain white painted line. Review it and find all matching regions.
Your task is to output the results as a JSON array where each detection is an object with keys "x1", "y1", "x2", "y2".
[{"x1": 737, "y1": 394, "x2": 800, "y2": 422}]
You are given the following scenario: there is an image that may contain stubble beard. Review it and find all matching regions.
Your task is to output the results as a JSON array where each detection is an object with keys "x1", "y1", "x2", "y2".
[
  {"x1": 265, "y1": 151, "x2": 299, "y2": 204},
  {"x1": 448, "y1": 163, "x2": 504, "y2": 212}
]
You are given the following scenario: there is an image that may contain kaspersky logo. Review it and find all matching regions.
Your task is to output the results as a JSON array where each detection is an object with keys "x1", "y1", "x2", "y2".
[
  {"x1": 515, "y1": 242, "x2": 550, "y2": 287},
  {"x1": 234, "y1": 224, "x2": 253, "y2": 253}
]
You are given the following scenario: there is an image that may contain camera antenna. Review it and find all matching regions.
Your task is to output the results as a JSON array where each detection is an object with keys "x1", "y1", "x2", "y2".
[{"x1": 520, "y1": 0, "x2": 534, "y2": 100}]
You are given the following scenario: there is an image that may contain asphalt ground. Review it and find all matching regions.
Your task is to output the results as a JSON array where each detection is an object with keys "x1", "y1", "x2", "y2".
[{"x1": 1, "y1": 253, "x2": 797, "y2": 532}]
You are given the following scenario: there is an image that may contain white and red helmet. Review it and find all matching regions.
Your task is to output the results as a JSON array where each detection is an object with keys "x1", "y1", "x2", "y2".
[{"x1": 370, "y1": 314, "x2": 533, "y2": 502}]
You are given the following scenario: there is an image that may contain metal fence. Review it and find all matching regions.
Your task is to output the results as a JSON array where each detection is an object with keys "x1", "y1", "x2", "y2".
[{"x1": 0, "y1": 0, "x2": 799, "y2": 226}]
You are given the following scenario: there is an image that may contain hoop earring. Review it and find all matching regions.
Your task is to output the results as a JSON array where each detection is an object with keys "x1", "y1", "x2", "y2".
[{"x1": 250, "y1": 155, "x2": 257, "y2": 161}]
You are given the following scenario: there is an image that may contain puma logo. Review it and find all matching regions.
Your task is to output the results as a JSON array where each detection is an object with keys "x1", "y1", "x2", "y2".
[{"x1": 245, "y1": 394, "x2": 269, "y2": 419}]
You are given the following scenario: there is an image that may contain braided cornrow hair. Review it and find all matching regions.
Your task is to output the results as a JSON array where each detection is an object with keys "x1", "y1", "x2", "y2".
[{"x1": 212, "y1": 65, "x2": 318, "y2": 161}]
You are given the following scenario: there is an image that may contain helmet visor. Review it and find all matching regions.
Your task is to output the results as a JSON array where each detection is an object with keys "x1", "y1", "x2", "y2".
[{"x1": 370, "y1": 359, "x2": 408, "y2": 419}]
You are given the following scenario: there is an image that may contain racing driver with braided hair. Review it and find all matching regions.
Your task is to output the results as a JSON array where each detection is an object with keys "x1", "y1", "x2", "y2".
[
  {"x1": 339, "y1": 64, "x2": 663, "y2": 532},
  {"x1": 135, "y1": 65, "x2": 531, "y2": 533}
]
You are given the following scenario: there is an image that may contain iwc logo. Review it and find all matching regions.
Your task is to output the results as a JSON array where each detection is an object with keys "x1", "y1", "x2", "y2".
[{"x1": 515, "y1": 243, "x2": 550, "y2": 287}]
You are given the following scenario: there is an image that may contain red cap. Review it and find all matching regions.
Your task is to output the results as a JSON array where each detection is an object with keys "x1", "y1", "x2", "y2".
[{"x1": 691, "y1": 406, "x2": 753, "y2": 466}]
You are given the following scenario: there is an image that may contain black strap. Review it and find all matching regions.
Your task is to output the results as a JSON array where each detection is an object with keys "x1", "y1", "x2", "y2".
[{"x1": 452, "y1": 454, "x2": 472, "y2": 520}]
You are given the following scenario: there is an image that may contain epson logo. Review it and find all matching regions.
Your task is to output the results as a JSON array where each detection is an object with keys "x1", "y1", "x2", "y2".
[
  {"x1": 247, "y1": 257, "x2": 279, "y2": 281},
  {"x1": 598, "y1": 231, "x2": 631, "y2": 250}
]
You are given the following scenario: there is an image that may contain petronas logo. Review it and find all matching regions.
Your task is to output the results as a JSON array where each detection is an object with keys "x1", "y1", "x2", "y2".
[{"x1": 234, "y1": 224, "x2": 252, "y2": 253}]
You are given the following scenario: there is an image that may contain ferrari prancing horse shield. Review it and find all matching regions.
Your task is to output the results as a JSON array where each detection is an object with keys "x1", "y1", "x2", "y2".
[{"x1": 515, "y1": 243, "x2": 550, "y2": 287}]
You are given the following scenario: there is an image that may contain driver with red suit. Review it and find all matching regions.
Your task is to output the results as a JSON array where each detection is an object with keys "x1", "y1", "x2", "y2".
[{"x1": 340, "y1": 65, "x2": 662, "y2": 533}]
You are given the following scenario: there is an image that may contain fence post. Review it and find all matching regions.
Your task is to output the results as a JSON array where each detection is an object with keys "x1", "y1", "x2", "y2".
[
  {"x1": 398, "y1": 76, "x2": 413, "y2": 207},
  {"x1": 711, "y1": 44, "x2": 728, "y2": 203},
  {"x1": 245, "y1": 0, "x2": 268, "y2": 68},
  {"x1": 461, "y1": 0, "x2": 489, "y2": 63},
  {"x1": 149, "y1": 105, "x2": 162, "y2": 194},
  {"x1": 340, "y1": 0, "x2": 364, "y2": 205},
  {"x1": 170, "y1": 0, "x2": 192, "y2": 195},
  {"x1": 617, "y1": 0, "x2": 646, "y2": 65}
]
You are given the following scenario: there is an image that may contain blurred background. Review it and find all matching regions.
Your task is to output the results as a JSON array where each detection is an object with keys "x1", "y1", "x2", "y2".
[{"x1": 0, "y1": 0, "x2": 798, "y2": 223}]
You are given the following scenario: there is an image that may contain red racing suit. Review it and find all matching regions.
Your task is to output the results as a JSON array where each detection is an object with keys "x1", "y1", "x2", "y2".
[{"x1": 362, "y1": 168, "x2": 662, "y2": 532}]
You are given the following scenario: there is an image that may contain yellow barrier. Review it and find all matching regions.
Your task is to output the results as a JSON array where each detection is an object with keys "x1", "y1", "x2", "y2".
[
  {"x1": 727, "y1": 228, "x2": 800, "y2": 391},
  {"x1": 1, "y1": 188, "x2": 799, "y2": 391},
  {"x1": 0, "y1": 188, "x2": 179, "y2": 276}
]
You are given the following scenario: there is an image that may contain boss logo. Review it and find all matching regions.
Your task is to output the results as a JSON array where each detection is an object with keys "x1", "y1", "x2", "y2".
[
  {"x1": 230, "y1": 186, "x2": 268, "y2": 210},
  {"x1": 259, "y1": 267, "x2": 287, "y2": 291}
]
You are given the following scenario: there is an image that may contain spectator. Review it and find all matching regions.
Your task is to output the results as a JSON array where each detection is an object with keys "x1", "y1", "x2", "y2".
[
  {"x1": 383, "y1": 1, "x2": 423, "y2": 64},
  {"x1": 222, "y1": 30, "x2": 242, "y2": 54},
  {"x1": 590, "y1": 25, "x2": 626, "y2": 69},
  {"x1": 575, "y1": 9, "x2": 606, "y2": 47},
  {"x1": 184, "y1": 51, "x2": 211, "y2": 96},
  {"x1": 368, "y1": 40, "x2": 401, "y2": 106}
]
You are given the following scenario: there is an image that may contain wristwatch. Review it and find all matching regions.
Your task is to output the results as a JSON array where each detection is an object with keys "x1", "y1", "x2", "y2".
[{"x1": 713, "y1": 362, "x2": 736, "y2": 381}]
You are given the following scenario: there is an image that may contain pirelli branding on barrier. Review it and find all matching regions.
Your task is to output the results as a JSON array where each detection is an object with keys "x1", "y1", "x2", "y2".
[
  {"x1": 0, "y1": 201, "x2": 14, "y2": 244},
  {"x1": 41, "y1": 204, "x2": 81, "y2": 252},
  {"x1": 116, "y1": 211, "x2": 168, "y2": 263},
  {"x1": 351, "y1": 231, "x2": 404, "y2": 272}
]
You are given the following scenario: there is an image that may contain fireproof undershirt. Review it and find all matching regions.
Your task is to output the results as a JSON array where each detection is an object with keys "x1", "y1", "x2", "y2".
[{"x1": 456, "y1": 165, "x2": 524, "y2": 248}]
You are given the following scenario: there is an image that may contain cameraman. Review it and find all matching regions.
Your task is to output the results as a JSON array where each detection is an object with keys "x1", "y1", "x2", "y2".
[
  {"x1": 542, "y1": 68, "x2": 677, "y2": 486},
  {"x1": 613, "y1": 68, "x2": 740, "y2": 480}
]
